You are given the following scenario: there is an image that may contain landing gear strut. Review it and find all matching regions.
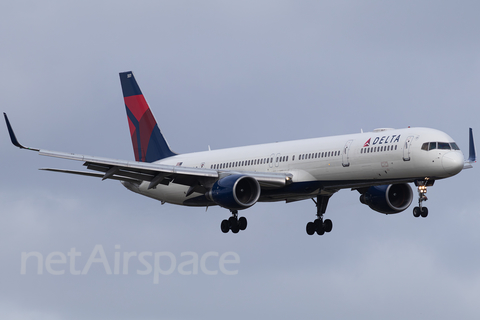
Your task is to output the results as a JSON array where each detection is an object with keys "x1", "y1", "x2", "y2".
[
  {"x1": 221, "y1": 210, "x2": 247, "y2": 233},
  {"x1": 413, "y1": 180, "x2": 433, "y2": 218},
  {"x1": 306, "y1": 195, "x2": 333, "y2": 236}
]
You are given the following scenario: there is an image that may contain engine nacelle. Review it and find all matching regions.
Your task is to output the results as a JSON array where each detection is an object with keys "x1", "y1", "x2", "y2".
[
  {"x1": 209, "y1": 174, "x2": 261, "y2": 210},
  {"x1": 359, "y1": 183, "x2": 413, "y2": 214}
]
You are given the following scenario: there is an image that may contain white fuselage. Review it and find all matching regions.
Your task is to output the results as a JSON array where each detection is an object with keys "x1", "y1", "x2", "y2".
[{"x1": 125, "y1": 127, "x2": 464, "y2": 206}]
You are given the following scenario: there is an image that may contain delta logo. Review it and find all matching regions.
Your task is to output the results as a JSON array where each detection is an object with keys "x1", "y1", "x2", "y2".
[{"x1": 363, "y1": 135, "x2": 401, "y2": 147}]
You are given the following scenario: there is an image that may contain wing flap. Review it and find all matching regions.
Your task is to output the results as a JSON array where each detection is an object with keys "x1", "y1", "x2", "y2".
[{"x1": 39, "y1": 168, "x2": 141, "y2": 184}]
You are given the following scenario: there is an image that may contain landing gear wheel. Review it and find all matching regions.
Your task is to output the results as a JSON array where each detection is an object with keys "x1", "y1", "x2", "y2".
[
  {"x1": 220, "y1": 211, "x2": 247, "y2": 234},
  {"x1": 323, "y1": 219, "x2": 333, "y2": 233},
  {"x1": 306, "y1": 222, "x2": 315, "y2": 235},
  {"x1": 413, "y1": 207, "x2": 421, "y2": 218},
  {"x1": 238, "y1": 217, "x2": 247, "y2": 230},
  {"x1": 229, "y1": 217, "x2": 239, "y2": 233},
  {"x1": 221, "y1": 220, "x2": 229, "y2": 233},
  {"x1": 316, "y1": 226, "x2": 325, "y2": 236},
  {"x1": 306, "y1": 195, "x2": 334, "y2": 236},
  {"x1": 306, "y1": 218, "x2": 333, "y2": 236},
  {"x1": 414, "y1": 180, "x2": 432, "y2": 219},
  {"x1": 420, "y1": 207, "x2": 429, "y2": 218},
  {"x1": 231, "y1": 224, "x2": 240, "y2": 233}
]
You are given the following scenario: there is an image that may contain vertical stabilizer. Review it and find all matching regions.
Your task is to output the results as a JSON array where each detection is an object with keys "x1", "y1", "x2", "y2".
[{"x1": 119, "y1": 72, "x2": 176, "y2": 162}]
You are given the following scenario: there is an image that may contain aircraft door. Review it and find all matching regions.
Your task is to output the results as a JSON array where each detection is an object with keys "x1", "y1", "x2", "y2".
[
  {"x1": 269, "y1": 153, "x2": 275, "y2": 168},
  {"x1": 403, "y1": 136, "x2": 414, "y2": 161},
  {"x1": 342, "y1": 140, "x2": 353, "y2": 167},
  {"x1": 275, "y1": 153, "x2": 281, "y2": 167}
]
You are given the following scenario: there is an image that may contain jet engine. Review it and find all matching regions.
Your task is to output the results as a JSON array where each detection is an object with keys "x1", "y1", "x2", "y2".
[
  {"x1": 359, "y1": 183, "x2": 413, "y2": 214},
  {"x1": 209, "y1": 174, "x2": 261, "y2": 210}
]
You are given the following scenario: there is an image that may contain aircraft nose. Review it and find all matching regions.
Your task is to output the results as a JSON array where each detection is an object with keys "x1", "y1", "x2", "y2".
[{"x1": 442, "y1": 152, "x2": 464, "y2": 175}]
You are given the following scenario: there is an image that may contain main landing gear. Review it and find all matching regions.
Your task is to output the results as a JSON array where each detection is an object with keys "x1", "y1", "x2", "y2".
[
  {"x1": 413, "y1": 180, "x2": 434, "y2": 218},
  {"x1": 306, "y1": 195, "x2": 333, "y2": 236},
  {"x1": 221, "y1": 210, "x2": 247, "y2": 234}
]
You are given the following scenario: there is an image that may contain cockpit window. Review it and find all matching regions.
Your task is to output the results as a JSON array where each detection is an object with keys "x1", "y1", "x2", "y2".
[
  {"x1": 438, "y1": 142, "x2": 451, "y2": 150},
  {"x1": 422, "y1": 141, "x2": 459, "y2": 151}
]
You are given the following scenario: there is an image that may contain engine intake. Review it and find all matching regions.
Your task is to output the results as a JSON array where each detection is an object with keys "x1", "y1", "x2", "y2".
[
  {"x1": 209, "y1": 174, "x2": 261, "y2": 210},
  {"x1": 360, "y1": 183, "x2": 413, "y2": 214}
]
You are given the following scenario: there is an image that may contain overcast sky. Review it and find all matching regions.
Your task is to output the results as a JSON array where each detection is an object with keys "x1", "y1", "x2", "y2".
[{"x1": 1, "y1": 1, "x2": 480, "y2": 319}]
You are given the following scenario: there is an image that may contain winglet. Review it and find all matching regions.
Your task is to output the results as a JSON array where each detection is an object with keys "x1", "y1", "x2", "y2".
[
  {"x1": 464, "y1": 128, "x2": 476, "y2": 169},
  {"x1": 468, "y1": 128, "x2": 476, "y2": 162},
  {"x1": 3, "y1": 113, "x2": 39, "y2": 151}
]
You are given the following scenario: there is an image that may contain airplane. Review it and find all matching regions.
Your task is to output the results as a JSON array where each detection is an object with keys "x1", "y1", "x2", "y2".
[{"x1": 4, "y1": 71, "x2": 476, "y2": 235}]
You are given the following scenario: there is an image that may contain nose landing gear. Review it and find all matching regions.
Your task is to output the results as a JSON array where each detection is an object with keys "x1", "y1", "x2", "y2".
[{"x1": 413, "y1": 180, "x2": 434, "y2": 218}]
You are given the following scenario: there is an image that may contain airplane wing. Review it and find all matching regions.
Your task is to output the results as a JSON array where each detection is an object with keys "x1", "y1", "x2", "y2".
[{"x1": 4, "y1": 113, "x2": 292, "y2": 194}]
